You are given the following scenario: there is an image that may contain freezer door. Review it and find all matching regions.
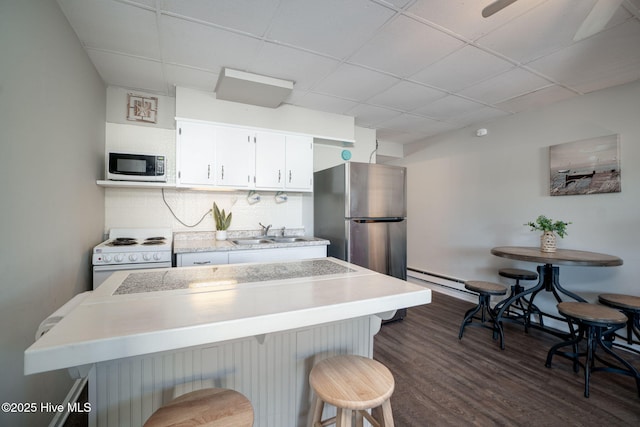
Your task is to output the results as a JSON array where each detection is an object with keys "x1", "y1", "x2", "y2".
[
  {"x1": 347, "y1": 218, "x2": 406, "y2": 280},
  {"x1": 347, "y1": 163, "x2": 406, "y2": 218}
]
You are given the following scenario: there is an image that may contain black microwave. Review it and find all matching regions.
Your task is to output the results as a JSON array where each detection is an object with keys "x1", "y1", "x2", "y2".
[{"x1": 107, "y1": 152, "x2": 166, "y2": 182}]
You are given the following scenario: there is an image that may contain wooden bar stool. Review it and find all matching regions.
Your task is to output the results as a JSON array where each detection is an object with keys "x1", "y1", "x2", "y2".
[
  {"x1": 598, "y1": 293, "x2": 640, "y2": 350},
  {"x1": 309, "y1": 354, "x2": 395, "y2": 427},
  {"x1": 496, "y1": 268, "x2": 542, "y2": 333},
  {"x1": 458, "y1": 280, "x2": 507, "y2": 347},
  {"x1": 144, "y1": 388, "x2": 254, "y2": 427},
  {"x1": 545, "y1": 302, "x2": 640, "y2": 398}
]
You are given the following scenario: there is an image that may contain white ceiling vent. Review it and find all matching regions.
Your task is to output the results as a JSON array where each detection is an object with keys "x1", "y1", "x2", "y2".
[{"x1": 214, "y1": 68, "x2": 294, "y2": 108}]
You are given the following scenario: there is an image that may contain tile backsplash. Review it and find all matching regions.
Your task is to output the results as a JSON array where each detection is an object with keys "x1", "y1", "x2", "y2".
[{"x1": 105, "y1": 187, "x2": 306, "y2": 234}]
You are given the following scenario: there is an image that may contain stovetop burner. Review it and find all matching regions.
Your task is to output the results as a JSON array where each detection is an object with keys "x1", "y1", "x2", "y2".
[
  {"x1": 145, "y1": 237, "x2": 166, "y2": 241},
  {"x1": 108, "y1": 238, "x2": 138, "y2": 246},
  {"x1": 143, "y1": 240, "x2": 165, "y2": 246}
]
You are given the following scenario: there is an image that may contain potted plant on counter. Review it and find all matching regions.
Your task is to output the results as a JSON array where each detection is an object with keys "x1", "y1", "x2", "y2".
[
  {"x1": 213, "y1": 202, "x2": 232, "y2": 240},
  {"x1": 525, "y1": 215, "x2": 571, "y2": 253}
]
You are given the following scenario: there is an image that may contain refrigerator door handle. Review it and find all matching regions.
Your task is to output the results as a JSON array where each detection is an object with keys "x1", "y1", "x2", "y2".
[{"x1": 352, "y1": 218, "x2": 405, "y2": 223}]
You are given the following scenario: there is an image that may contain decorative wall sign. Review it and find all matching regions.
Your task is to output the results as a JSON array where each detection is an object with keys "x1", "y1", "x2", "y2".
[
  {"x1": 127, "y1": 93, "x2": 158, "y2": 123},
  {"x1": 549, "y1": 135, "x2": 621, "y2": 196}
]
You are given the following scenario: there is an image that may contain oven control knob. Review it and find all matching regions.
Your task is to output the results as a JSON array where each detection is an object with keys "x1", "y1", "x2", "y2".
[
  {"x1": 129, "y1": 254, "x2": 138, "y2": 262},
  {"x1": 153, "y1": 253, "x2": 162, "y2": 261},
  {"x1": 103, "y1": 255, "x2": 112, "y2": 263},
  {"x1": 114, "y1": 254, "x2": 124, "y2": 263},
  {"x1": 143, "y1": 253, "x2": 152, "y2": 261}
]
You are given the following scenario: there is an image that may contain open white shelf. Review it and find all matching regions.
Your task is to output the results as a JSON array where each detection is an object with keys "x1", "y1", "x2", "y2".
[{"x1": 96, "y1": 180, "x2": 176, "y2": 190}]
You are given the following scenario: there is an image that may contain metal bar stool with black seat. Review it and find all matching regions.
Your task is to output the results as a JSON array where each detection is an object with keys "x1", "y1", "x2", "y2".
[
  {"x1": 309, "y1": 354, "x2": 395, "y2": 427},
  {"x1": 545, "y1": 302, "x2": 640, "y2": 398},
  {"x1": 143, "y1": 387, "x2": 254, "y2": 427},
  {"x1": 459, "y1": 280, "x2": 508, "y2": 346},
  {"x1": 598, "y1": 293, "x2": 640, "y2": 354},
  {"x1": 496, "y1": 268, "x2": 541, "y2": 325}
]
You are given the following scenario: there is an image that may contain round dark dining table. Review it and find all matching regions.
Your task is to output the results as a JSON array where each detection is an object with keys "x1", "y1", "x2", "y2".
[{"x1": 490, "y1": 246, "x2": 623, "y2": 345}]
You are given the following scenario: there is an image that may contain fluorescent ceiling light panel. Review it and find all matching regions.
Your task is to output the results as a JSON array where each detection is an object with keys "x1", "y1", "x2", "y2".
[{"x1": 214, "y1": 68, "x2": 294, "y2": 108}]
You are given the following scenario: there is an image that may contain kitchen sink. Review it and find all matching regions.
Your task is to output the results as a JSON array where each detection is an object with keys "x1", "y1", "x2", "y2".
[
  {"x1": 272, "y1": 237, "x2": 308, "y2": 243},
  {"x1": 232, "y1": 238, "x2": 274, "y2": 245}
]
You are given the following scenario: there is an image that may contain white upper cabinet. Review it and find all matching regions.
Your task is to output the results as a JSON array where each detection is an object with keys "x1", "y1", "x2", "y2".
[
  {"x1": 285, "y1": 135, "x2": 313, "y2": 191},
  {"x1": 254, "y1": 131, "x2": 286, "y2": 190},
  {"x1": 215, "y1": 126, "x2": 254, "y2": 188},
  {"x1": 254, "y1": 132, "x2": 313, "y2": 191},
  {"x1": 176, "y1": 121, "x2": 216, "y2": 186},
  {"x1": 176, "y1": 120, "x2": 313, "y2": 192}
]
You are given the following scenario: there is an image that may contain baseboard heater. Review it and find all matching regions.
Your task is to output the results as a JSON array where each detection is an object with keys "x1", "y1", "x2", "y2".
[{"x1": 407, "y1": 267, "x2": 471, "y2": 294}]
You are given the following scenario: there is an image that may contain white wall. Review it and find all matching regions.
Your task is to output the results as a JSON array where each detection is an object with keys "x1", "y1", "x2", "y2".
[
  {"x1": 395, "y1": 80, "x2": 640, "y2": 316},
  {"x1": 0, "y1": 1, "x2": 106, "y2": 425},
  {"x1": 104, "y1": 89, "x2": 376, "y2": 236}
]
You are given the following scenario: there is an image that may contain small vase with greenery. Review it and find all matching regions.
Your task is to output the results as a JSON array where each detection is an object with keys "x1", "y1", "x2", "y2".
[
  {"x1": 525, "y1": 215, "x2": 571, "y2": 253},
  {"x1": 213, "y1": 202, "x2": 232, "y2": 240}
]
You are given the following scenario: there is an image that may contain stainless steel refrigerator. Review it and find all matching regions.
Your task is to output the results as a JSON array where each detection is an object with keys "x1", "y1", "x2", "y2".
[{"x1": 314, "y1": 162, "x2": 407, "y2": 321}]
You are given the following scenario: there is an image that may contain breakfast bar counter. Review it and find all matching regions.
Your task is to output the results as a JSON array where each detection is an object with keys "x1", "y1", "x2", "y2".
[{"x1": 25, "y1": 258, "x2": 430, "y2": 426}]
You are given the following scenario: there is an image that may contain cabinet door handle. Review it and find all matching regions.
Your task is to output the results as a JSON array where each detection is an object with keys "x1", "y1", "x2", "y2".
[
  {"x1": 193, "y1": 261, "x2": 211, "y2": 265},
  {"x1": 278, "y1": 169, "x2": 281, "y2": 183},
  {"x1": 289, "y1": 170, "x2": 292, "y2": 183},
  {"x1": 221, "y1": 165, "x2": 225, "y2": 180},
  {"x1": 207, "y1": 165, "x2": 210, "y2": 179}
]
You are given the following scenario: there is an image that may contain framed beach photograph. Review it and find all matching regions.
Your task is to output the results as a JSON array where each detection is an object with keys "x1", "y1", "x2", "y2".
[{"x1": 549, "y1": 135, "x2": 621, "y2": 196}]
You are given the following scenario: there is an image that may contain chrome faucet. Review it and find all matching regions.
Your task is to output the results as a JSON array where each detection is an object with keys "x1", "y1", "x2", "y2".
[
  {"x1": 259, "y1": 222, "x2": 272, "y2": 237},
  {"x1": 280, "y1": 226, "x2": 286, "y2": 237}
]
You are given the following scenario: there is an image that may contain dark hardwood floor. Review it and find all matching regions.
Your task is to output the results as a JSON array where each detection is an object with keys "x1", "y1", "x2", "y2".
[{"x1": 374, "y1": 291, "x2": 640, "y2": 427}]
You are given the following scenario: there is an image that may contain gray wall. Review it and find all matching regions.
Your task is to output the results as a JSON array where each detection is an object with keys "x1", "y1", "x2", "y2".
[
  {"x1": 0, "y1": 1, "x2": 105, "y2": 425},
  {"x1": 396, "y1": 80, "x2": 640, "y2": 317}
]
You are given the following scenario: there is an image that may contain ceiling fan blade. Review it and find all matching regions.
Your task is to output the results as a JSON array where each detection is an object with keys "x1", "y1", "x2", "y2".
[
  {"x1": 482, "y1": 0, "x2": 519, "y2": 18},
  {"x1": 573, "y1": 0, "x2": 623, "y2": 41}
]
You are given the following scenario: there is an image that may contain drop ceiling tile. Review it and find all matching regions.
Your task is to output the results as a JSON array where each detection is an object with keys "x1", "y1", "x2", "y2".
[
  {"x1": 289, "y1": 92, "x2": 359, "y2": 114},
  {"x1": 164, "y1": 64, "x2": 218, "y2": 93},
  {"x1": 412, "y1": 95, "x2": 488, "y2": 120},
  {"x1": 347, "y1": 104, "x2": 403, "y2": 128},
  {"x1": 378, "y1": 113, "x2": 458, "y2": 135},
  {"x1": 526, "y1": 19, "x2": 640, "y2": 93},
  {"x1": 160, "y1": 15, "x2": 262, "y2": 73},
  {"x1": 407, "y1": 0, "x2": 546, "y2": 40},
  {"x1": 266, "y1": 0, "x2": 396, "y2": 58},
  {"x1": 626, "y1": 0, "x2": 640, "y2": 14},
  {"x1": 249, "y1": 43, "x2": 341, "y2": 91},
  {"x1": 457, "y1": 68, "x2": 553, "y2": 104},
  {"x1": 449, "y1": 106, "x2": 510, "y2": 127},
  {"x1": 495, "y1": 85, "x2": 578, "y2": 113},
  {"x1": 376, "y1": 128, "x2": 429, "y2": 145},
  {"x1": 383, "y1": 0, "x2": 413, "y2": 8},
  {"x1": 87, "y1": 50, "x2": 166, "y2": 93},
  {"x1": 367, "y1": 81, "x2": 447, "y2": 112},
  {"x1": 161, "y1": 0, "x2": 280, "y2": 36},
  {"x1": 313, "y1": 63, "x2": 400, "y2": 102},
  {"x1": 58, "y1": 0, "x2": 160, "y2": 59},
  {"x1": 411, "y1": 45, "x2": 513, "y2": 92},
  {"x1": 348, "y1": 15, "x2": 465, "y2": 77}
]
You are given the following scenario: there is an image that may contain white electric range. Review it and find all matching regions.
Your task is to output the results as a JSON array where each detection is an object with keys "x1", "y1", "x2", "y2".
[{"x1": 92, "y1": 228, "x2": 172, "y2": 289}]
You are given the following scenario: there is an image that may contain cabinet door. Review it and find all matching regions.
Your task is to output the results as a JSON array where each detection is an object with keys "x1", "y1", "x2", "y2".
[
  {"x1": 254, "y1": 131, "x2": 286, "y2": 190},
  {"x1": 177, "y1": 252, "x2": 229, "y2": 267},
  {"x1": 215, "y1": 126, "x2": 254, "y2": 188},
  {"x1": 176, "y1": 121, "x2": 216, "y2": 186},
  {"x1": 285, "y1": 135, "x2": 313, "y2": 191}
]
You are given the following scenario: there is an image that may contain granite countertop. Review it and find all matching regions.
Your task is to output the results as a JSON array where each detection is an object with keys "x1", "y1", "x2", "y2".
[
  {"x1": 115, "y1": 259, "x2": 355, "y2": 294},
  {"x1": 173, "y1": 229, "x2": 330, "y2": 253}
]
